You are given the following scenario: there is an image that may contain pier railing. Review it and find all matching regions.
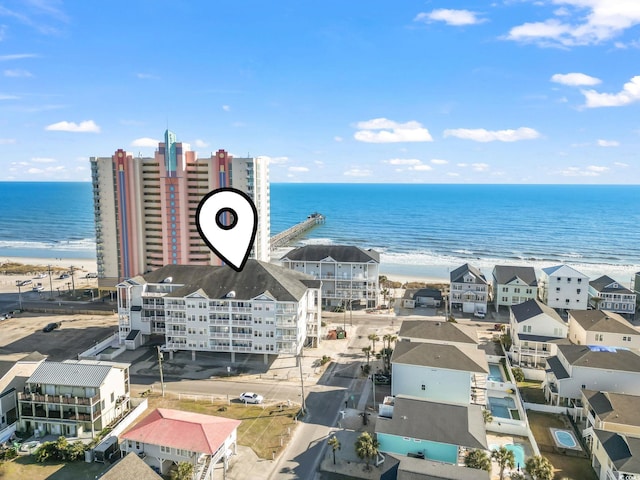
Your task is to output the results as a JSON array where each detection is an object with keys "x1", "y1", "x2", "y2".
[{"x1": 270, "y1": 213, "x2": 325, "y2": 250}]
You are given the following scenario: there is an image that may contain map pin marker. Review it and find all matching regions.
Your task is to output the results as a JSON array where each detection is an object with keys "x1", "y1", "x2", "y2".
[{"x1": 195, "y1": 188, "x2": 258, "y2": 272}]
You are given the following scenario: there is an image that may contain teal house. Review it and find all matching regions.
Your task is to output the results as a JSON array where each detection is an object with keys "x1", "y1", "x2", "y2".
[{"x1": 376, "y1": 395, "x2": 487, "y2": 464}]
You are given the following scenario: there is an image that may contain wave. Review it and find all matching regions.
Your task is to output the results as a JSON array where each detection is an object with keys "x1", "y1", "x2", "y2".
[{"x1": 0, "y1": 238, "x2": 96, "y2": 252}]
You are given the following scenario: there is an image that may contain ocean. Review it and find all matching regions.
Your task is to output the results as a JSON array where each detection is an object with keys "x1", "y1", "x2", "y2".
[{"x1": 1, "y1": 182, "x2": 639, "y2": 282}]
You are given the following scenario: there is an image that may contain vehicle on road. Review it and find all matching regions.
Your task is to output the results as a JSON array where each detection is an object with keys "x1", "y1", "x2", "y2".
[
  {"x1": 43, "y1": 322, "x2": 61, "y2": 332},
  {"x1": 34, "y1": 273, "x2": 47, "y2": 279},
  {"x1": 239, "y1": 392, "x2": 264, "y2": 404},
  {"x1": 19, "y1": 279, "x2": 32, "y2": 286},
  {"x1": 85, "y1": 273, "x2": 98, "y2": 279},
  {"x1": 373, "y1": 373, "x2": 390, "y2": 385},
  {"x1": 32, "y1": 283, "x2": 44, "y2": 292},
  {"x1": 59, "y1": 273, "x2": 70, "y2": 279},
  {"x1": 0, "y1": 313, "x2": 11, "y2": 320},
  {"x1": 474, "y1": 311, "x2": 486, "y2": 319}
]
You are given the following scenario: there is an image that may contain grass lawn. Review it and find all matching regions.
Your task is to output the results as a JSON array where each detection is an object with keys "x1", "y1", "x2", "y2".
[
  {"x1": 0, "y1": 455, "x2": 105, "y2": 480},
  {"x1": 147, "y1": 394, "x2": 300, "y2": 459},
  {"x1": 518, "y1": 380, "x2": 546, "y2": 404}
]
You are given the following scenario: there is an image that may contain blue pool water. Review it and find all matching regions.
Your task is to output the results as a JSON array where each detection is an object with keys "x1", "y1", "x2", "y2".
[
  {"x1": 553, "y1": 429, "x2": 578, "y2": 448},
  {"x1": 488, "y1": 396, "x2": 516, "y2": 419},
  {"x1": 490, "y1": 443, "x2": 526, "y2": 469},
  {"x1": 488, "y1": 364, "x2": 503, "y2": 382}
]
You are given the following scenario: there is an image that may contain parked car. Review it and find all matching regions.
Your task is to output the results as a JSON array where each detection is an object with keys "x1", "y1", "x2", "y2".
[
  {"x1": 34, "y1": 273, "x2": 47, "y2": 279},
  {"x1": 59, "y1": 273, "x2": 70, "y2": 279},
  {"x1": 85, "y1": 273, "x2": 98, "y2": 279},
  {"x1": 474, "y1": 311, "x2": 486, "y2": 319},
  {"x1": 0, "y1": 313, "x2": 10, "y2": 321},
  {"x1": 19, "y1": 279, "x2": 32, "y2": 286},
  {"x1": 239, "y1": 392, "x2": 264, "y2": 404},
  {"x1": 32, "y1": 284, "x2": 44, "y2": 292},
  {"x1": 373, "y1": 373, "x2": 391, "y2": 385},
  {"x1": 43, "y1": 322, "x2": 61, "y2": 332}
]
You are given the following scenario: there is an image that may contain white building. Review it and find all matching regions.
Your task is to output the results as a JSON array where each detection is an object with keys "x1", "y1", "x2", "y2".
[
  {"x1": 18, "y1": 360, "x2": 131, "y2": 438},
  {"x1": 539, "y1": 264, "x2": 589, "y2": 311},
  {"x1": 449, "y1": 264, "x2": 488, "y2": 315},
  {"x1": 398, "y1": 320, "x2": 478, "y2": 354},
  {"x1": 544, "y1": 344, "x2": 640, "y2": 406},
  {"x1": 280, "y1": 245, "x2": 379, "y2": 309},
  {"x1": 568, "y1": 310, "x2": 640, "y2": 350},
  {"x1": 510, "y1": 299, "x2": 569, "y2": 368},
  {"x1": 117, "y1": 260, "x2": 322, "y2": 359},
  {"x1": 492, "y1": 265, "x2": 538, "y2": 312},
  {"x1": 588, "y1": 275, "x2": 637, "y2": 317},
  {"x1": 121, "y1": 408, "x2": 240, "y2": 479}
]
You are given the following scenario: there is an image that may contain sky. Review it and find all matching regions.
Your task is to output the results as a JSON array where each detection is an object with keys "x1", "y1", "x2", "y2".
[{"x1": 1, "y1": 0, "x2": 639, "y2": 184}]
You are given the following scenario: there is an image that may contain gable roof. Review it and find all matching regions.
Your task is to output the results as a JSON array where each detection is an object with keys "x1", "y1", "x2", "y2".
[
  {"x1": 583, "y1": 390, "x2": 640, "y2": 428},
  {"x1": 557, "y1": 345, "x2": 640, "y2": 373},
  {"x1": 98, "y1": 452, "x2": 162, "y2": 480},
  {"x1": 569, "y1": 310, "x2": 638, "y2": 335},
  {"x1": 280, "y1": 245, "x2": 380, "y2": 263},
  {"x1": 412, "y1": 288, "x2": 443, "y2": 300},
  {"x1": 26, "y1": 361, "x2": 115, "y2": 388},
  {"x1": 398, "y1": 320, "x2": 477, "y2": 345},
  {"x1": 140, "y1": 260, "x2": 317, "y2": 302},
  {"x1": 546, "y1": 356, "x2": 570, "y2": 379},
  {"x1": 397, "y1": 456, "x2": 490, "y2": 480},
  {"x1": 122, "y1": 408, "x2": 241, "y2": 455},
  {"x1": 450, "y1": 264, "x2": 487, "y2": 285},
  {"x1": 391, "y1": 342, "x2": 488, "y2": 373},
  {"x1": 493, "y1": 265, "x2": 538, "y2": 287},
  {"x1": 542, "y1": 264, "x2": 588, "y2": 278},
  {"x1": 590, "y1": 275, "x2": 634, "y2": 294},
  {"x1": 594, "y1": 430, "x2": 640, "y2": 474},
  {"x1": 511, "y1": 299, "x2": 564, "y2": 325},
  {"x1": 376, "y1": 396, "x2": 487, "y2": 450}
]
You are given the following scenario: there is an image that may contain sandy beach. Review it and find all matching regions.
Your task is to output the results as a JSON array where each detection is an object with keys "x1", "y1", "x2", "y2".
[{"x1": 0, "y1": 256, "x2": 98, "y2": 294}]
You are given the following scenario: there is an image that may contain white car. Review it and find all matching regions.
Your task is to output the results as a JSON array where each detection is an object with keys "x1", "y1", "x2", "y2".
[{"x1": 239, "y1": 392, "x2": 264, "y2": 404}]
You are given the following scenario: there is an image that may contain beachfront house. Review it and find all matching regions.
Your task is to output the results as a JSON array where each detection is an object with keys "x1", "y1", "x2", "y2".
[
  {"x1": 509, "y1": 299, "x2": 569, "y2": 368},
  {"x1": 568, "y1": 310, "x2": 640, "y2": 349},
  {"x1": 634, "y1": 272, "x2": 640, "y2": 311},
  {"x1": 588, "y1": 275, "x2": 637, "y2": 318},
  {"x1": 449, "y1": 264, "x2": 488, "y2": 315},
  {"x1": 539, "y1": 264, "x2": 589, "y2": 311},
  {"x1": 398, "y1": 319, "x2": 478, "y2": 354},
  {"x1": 376, "y1": 395, "x2": 488, "y2": 464},
  {"x1": 581, "y1": 390, "x2": 640, "y2": 439},
  {"x1": 492, "y1": 265, "x2": 538, "y2": 312},
  {"x1": 279, "y1": 245, "x2": 380, "y2": 309},
  {"x1": 391, "y1": 341, "x2": 489, "y2": 406},
  {"x1": 544, "y1": 344, "x2": 640, "y2": 406},
  {"x1": 589, "y1": 430, "x2": 640, "y2": 480},
  {"x1": 18, "y1": 360, "x2": 131, "y2": 438},
  {"x1": 401, "y1": 288, "x2": 443, "y2": 309},
  {"x1": 116, "y1": 260, "x2": 323, "y2": 357},
  {"x1": 121, "y1": 408, "x2": 240, "y2": 479}
]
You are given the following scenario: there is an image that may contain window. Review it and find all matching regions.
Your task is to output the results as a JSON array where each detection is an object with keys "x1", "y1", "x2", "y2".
[
  {"x1": 523, "y1": 325, "x2": 532, "y2": 333},
  {"x1": 421, "y1": 384, "x2": 426, "y2": 391},
  {"x1": 623, "y1": 336, "x2": 631, "y2": 342},
  {"x1": 502, "y1": 287, "x2": 508, "y2": 292},
  {"x1": 596, "y1": 334, "x2": 604, "y2": 342},
  {"x1": 110, "y1": 392, "x2": 115, "y2": 403},
  {"x1": 576, "y1": 289, "x2": 581, "y2": 294},
  {"x1": 577, "y1": 278, "x2": 582, "y2": 284},
  {"x1": 160, "y1": 445, "x2": 171, "y2": 454},
  {"x1": 514, "y1": 288, "x2": 521, "y2": 293},
  {"x1": 556, "y1": 287, "x2": 561, "y2": 293}
]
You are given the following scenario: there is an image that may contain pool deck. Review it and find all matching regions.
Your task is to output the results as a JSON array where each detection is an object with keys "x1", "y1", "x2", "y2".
[
  {"x1": 550, "y1": 427, "x2": 583, "y2": 451},
  {"x1": 487, "y1": 433, "x2": 534, "y2": 479}
]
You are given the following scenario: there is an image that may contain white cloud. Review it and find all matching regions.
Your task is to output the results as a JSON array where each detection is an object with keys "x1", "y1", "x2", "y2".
[
  {"x1": 597, "y1": 139, "x2": 619, "y2": 147},
  {"x1": 266, "y1": 156, "x2": 289, "y2": 165},
  {"x1": 288, "y1": 166, "x2": 309, "y2": 173},
  {"x1": 344, "y1": 168, "x2": 372, "y2": 177},
  {"x1": 4, "y1": 69, "x2": 32, "y2": 77},
  {"x1": 472, "y1": 163, "x2": 490, "y2": 172},
  {"x1": 447, "y1": 172, "x2": 460, "y2": 177},
  {"x1": 0, "y1": 94, "x2": 19, "y2": 100},
  {"x1": 587, "y1": 165, "x2": 609, "y2": 173},
  {"x1": 506, "y1": 1, "x2": 640, "y2": 47},
  {"x1": 551, "y1": 72, "x2": 601, "y2": 86},
  {"x1": 582, "y1": 76, "x2": 640, "y2": 107},
  {"x1": 430, "y1": 159, "x2": 448, "y2": 165},
  {"x1": 222, "y1": 105, "x2": 230, "y2": 112},
  {"x1": 131, "y1": 137, "x2": 159, "y2": 147},
  {"x1": 411, "y1": 164, "x2": 433, "y2": 171},
  {"x1": 334, "y1": 136, "x2": 343, "y2": 142},
  {"x1": 385, "y1": 158, "x2": 422, "y2": 166},
  {"x1": 31, "y1": 157, "x2": 55, "y2": 163},
  {"x1": 354, "y1": 118, "x2": 433, "y2": 143},
  {"x1": 45, "y1": 120, "x2": 100, "y2": 133},
  {"x1": 27, "y1": 167, "x2": 43, "y2": 174},
  {"x1": 614, "y1": 162, "x2": 629, "y2": 167},
  {"x1": 457, "y1": 163, "x2": 468, "y2": 167},
  {"x1": 136, "y1": 73, "x2": 159, "y2": 80},
  {"x1": 415, "y1": 9, "x2": 484, "y2": 26},
  {"x1": 193, "y1": 139, "x2": 209, "y2": 148},
  {"x1": 444, "y1": 127, "x2": 540, "y2": 142},
  {"x1": 560, "y1": 165, "x2": 608, "y2": 177},
  {"x1": 0, "y1": 53, "x2": 37, "y2": 61},
  {"x1": 0, "y1": 138, "x2": 16, "y2": 144}
]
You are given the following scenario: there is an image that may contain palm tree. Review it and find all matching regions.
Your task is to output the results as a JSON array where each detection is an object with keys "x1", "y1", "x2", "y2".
[
  {"x1": 362, "y1": 346, "x2": 372, "y2": 364},
  {"x1": 354, "y1": 432, "x2": 379, "y2": 471},
  {"x1": 492, "y1": 446, "x2": 516, "y2": 480},
  {"x1": 525, "y1": 455, "x2": 554, "y2": 480},
  {"x1": 368, "y1": 333, "x2": 380, "y2": 354},
  {"x1": 328, "y1": 435, "x2": 341, "y2": 465},
  {"x1": 482, "y1": 409, "x2": 493, "y2": 424},
  {"x1": 382, "y1": 334, "x2": 397, "y2": 372},
  {"x1": 464, "y1": 449, "x2": 491, "y2": 472},
  {"x1": 171, "y1": 461, "x2": 194, "y2": 480}
]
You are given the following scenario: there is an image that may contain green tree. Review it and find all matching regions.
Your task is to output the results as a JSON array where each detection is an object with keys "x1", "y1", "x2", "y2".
[
  {"x1": 66, "y1": 441, "x2": 87, "y2": 462},
  {"x1": 510, "y1": 473, "x2": 526, "y2": 480},
  {"x1": 362, "y1": 346, "x2": 372, "y2": 365},
  {"x1": 171, "y1": 461, "x2": 195, "y2": 480},
  {"x1": 492, "y1": 446, "x2": 516, "y2": 480},
  {"x1": 482, "y1": 408, "x2": 493, "y2": 424},
  {"x1": 381, "y1": 334, "x2": 397, "y2": 372},
  {"x1": 354, "y1": 432, "x2": 379, "y2": 471},
  {"x1": 368, "y1": 334, "x2": 380, "y2": 354},
  {"x1": 525, "y1": 455, "x2": 554, "y2": 480},
  {"x1": 464, "y1": 449, "x2": 491, "y2": 472},
  {"x1": 328, "y1": 435, "x2": 341, "y2": 465},
  {"x1": 512, "y1": 367, "x2": 525, "y2": 383}
]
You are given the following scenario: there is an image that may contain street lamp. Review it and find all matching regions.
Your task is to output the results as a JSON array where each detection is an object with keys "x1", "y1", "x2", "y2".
[{"x1": 47, "y1": 265, "x2": 54, "y2": 300}]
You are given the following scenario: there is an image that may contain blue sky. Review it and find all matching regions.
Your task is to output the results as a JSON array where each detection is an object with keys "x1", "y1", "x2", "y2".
[{"x1": 1, "y1": 1, "x2": 639, "y2": 184}]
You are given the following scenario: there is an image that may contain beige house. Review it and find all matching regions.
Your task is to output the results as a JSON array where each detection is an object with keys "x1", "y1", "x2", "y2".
[
  {"x1": 568, "y1": 310, "x2": 640, "y2": 349},
  {"x1": 590, "y1": 430, "x2": 640, "y2": 480},
  {"x1": 582, "y1": 390, "x2": 640, "y2": 438}
]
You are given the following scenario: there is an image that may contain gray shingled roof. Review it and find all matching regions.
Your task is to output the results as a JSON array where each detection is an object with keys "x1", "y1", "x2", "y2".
[
  {"x1": 392, "y1": 342, "x2": 488, "y2": 373},
  {"x1": 542, "y1": 264, "x2": 588, "y2": 278},
  {"x1": 558, "y1": 344, "x2": 640, "y2": 372},
  {"x1": 583, "y1": 390, "x2": 640, "y2": 428},
  {"x1": 376, "y1": 396, "x2": 487, "y2": 450},
  {"x1": 590, "y1": 275, "x2": 634, "y2": 294},
  {"x1": 397, "y1": 456, "x2": 491, "y2": 480},
  {"x1": 570, "y1": 310, "x2": 637, "y2": 335},
  {"x1": 27, "y1": 361, "x2": 113, "y2": 388},
  {"x1": 450, "y1": 263, "x2": 487, "y2": 285},
  {"x1": 98, "y1": 452, "x2": 162, "y2": 480},
  {"x1": 141, "y1": 260, "x2": 315, "y2": 302},
  {"x1": 493, "y1": 265, "x2": 538, "y2": 287},
  {"x1": 398, "y1": 320, "x2": 477, "y2": 345},
  {"x1": 546, "y1": 356, "x2": 570, "y2": 379},
  {"x1": 594, "y1": 430, "x2": 640, "y2": 474},
  {"x1": 511, "y1": 299, "x2": 564, "y2": 325},
  {"x1": 280, "y1": 245, "x2": 380, "y2": 263}
]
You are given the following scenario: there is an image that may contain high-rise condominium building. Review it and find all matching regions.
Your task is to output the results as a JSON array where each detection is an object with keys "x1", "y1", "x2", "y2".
[{"x1": 90, "y1": 130, "x2": 270, "y2": 290}]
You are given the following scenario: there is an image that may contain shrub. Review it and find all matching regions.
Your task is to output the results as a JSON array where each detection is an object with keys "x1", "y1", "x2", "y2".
[
  {"x1": 0, "y1": 446, "x2": 17, "y2": 461},
  {"x1": 512, "y1": 367, "x2": 525, "y2": 383},
  {"x1": 320, "y1": 355, "x2": 331, "y2": 365},
  {"x1": 34, "y1": 436, "x2": 87, "y2": 463}
]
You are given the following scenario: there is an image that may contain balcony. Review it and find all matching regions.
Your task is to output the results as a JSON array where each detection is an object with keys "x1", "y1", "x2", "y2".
[{"x1": 19, "y1": 392, "x2": 99, "y2": 406}]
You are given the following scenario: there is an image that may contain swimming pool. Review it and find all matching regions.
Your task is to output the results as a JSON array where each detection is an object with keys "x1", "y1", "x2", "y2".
[
  {"x1": 551, "y1": 428, "x2": 579, "y2": 449},
  {"x1": 488, "y1": 396, "x2": 516, "y2": 419},
  {"x1": 491, "y1": 444, "x2": 525, "y2": 470},
  {"x1": 488, "y1": 363, "x2": 503, "y2": 382}
]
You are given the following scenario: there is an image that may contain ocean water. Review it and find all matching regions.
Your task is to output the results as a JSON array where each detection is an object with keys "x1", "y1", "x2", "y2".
[{"x1": 1, "y1": 182, "x2": 639, "y2": 282}]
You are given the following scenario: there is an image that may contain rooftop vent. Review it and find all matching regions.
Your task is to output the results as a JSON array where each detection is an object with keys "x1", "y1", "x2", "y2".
[
  {"x1": 226, "y1": 291, "x2": 236, "y2": 298},
  {"x1": 162, "y1": 277, "x2": 173, "y2": 283}
]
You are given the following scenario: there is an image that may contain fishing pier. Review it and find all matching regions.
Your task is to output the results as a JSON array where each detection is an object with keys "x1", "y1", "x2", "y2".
[{"x1": 270, "y1": 213, "x2": 325, "y2": 250}]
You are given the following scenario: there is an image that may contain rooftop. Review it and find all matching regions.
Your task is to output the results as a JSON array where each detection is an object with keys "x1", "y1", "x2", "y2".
[
  {"x1": 450, "y1": 263, "x2": 487, "y2": 285},
  {"x1": 511, "y1": 299, "x2": 565, "y2": 325},
  {"x1": 558, "y1": 344, "x2": 640, "y2": 373},
  {"x1": 396, "y1": 455, "x2": 490, "y2": 480},
  {"x1": 391, "y1": 341, "x2": 488, "y2": 373},
  {"x1": 26, "y1": 360, "x2": 125, "y2": 388},
  {"x1": 541, "y1": 264, "x2": 588, "y2": 278},
  {"x1": 590, "y1": 275, "x2": 634, "y2": 294},
  {"x1": 583, "y1": 390, "x2": 640, "y2": 428},
  {"x1": 546, "y1": 355, "x2": 570, "y2": 379},
  {"x1": 97, "y1": 452, "x2": 162, "y2": 480},
  {"x1": 594, "y1": 430, "x2": 640, "y2": 474},
  {"x1": 280, "y1": 245, "x2": 380, "y2": 263},
  {"x1": 398, "y1": 320, "x2": 477, "y2": 345},
  {"x1": 493, "y1": 265, "x2": 538, "y2": 287},
  {"x1": 570, "y1": 310, "x2": 638, "y2": 335}
]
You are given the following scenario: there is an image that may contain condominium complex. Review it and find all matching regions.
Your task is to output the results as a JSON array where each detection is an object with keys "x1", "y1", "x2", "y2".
[{"x1": 90, "y1": 130, "x2": 270, "y2": 290}]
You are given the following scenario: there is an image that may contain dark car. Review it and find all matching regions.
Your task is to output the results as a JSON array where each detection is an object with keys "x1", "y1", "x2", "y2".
[
  {"x1": 43, "y1": 322, "x2": 61, "y2": 332},
  {"x1": 373, "y1": 373, "x2": 391, "y2": 385}
]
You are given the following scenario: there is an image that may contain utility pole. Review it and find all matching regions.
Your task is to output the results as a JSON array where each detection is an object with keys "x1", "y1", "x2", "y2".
[
  {"x1": 70, "y1": 265, "x2": 76, "y2": 297},
  {"x1": 298, "y1": 350, "x2": 306, "y2": 415},
  {"x1": 371, "y1": 374, "x2": 376, "y2": 410},
  {"x1": 47, "y1": 265, "x2": 53, "y2": 300},
  {"x1": 157, "y1": 346, "x2": 165, "y2": 397},
  {"x1": 15, "y1": 281, "x2": 22, "y2": 310}
]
